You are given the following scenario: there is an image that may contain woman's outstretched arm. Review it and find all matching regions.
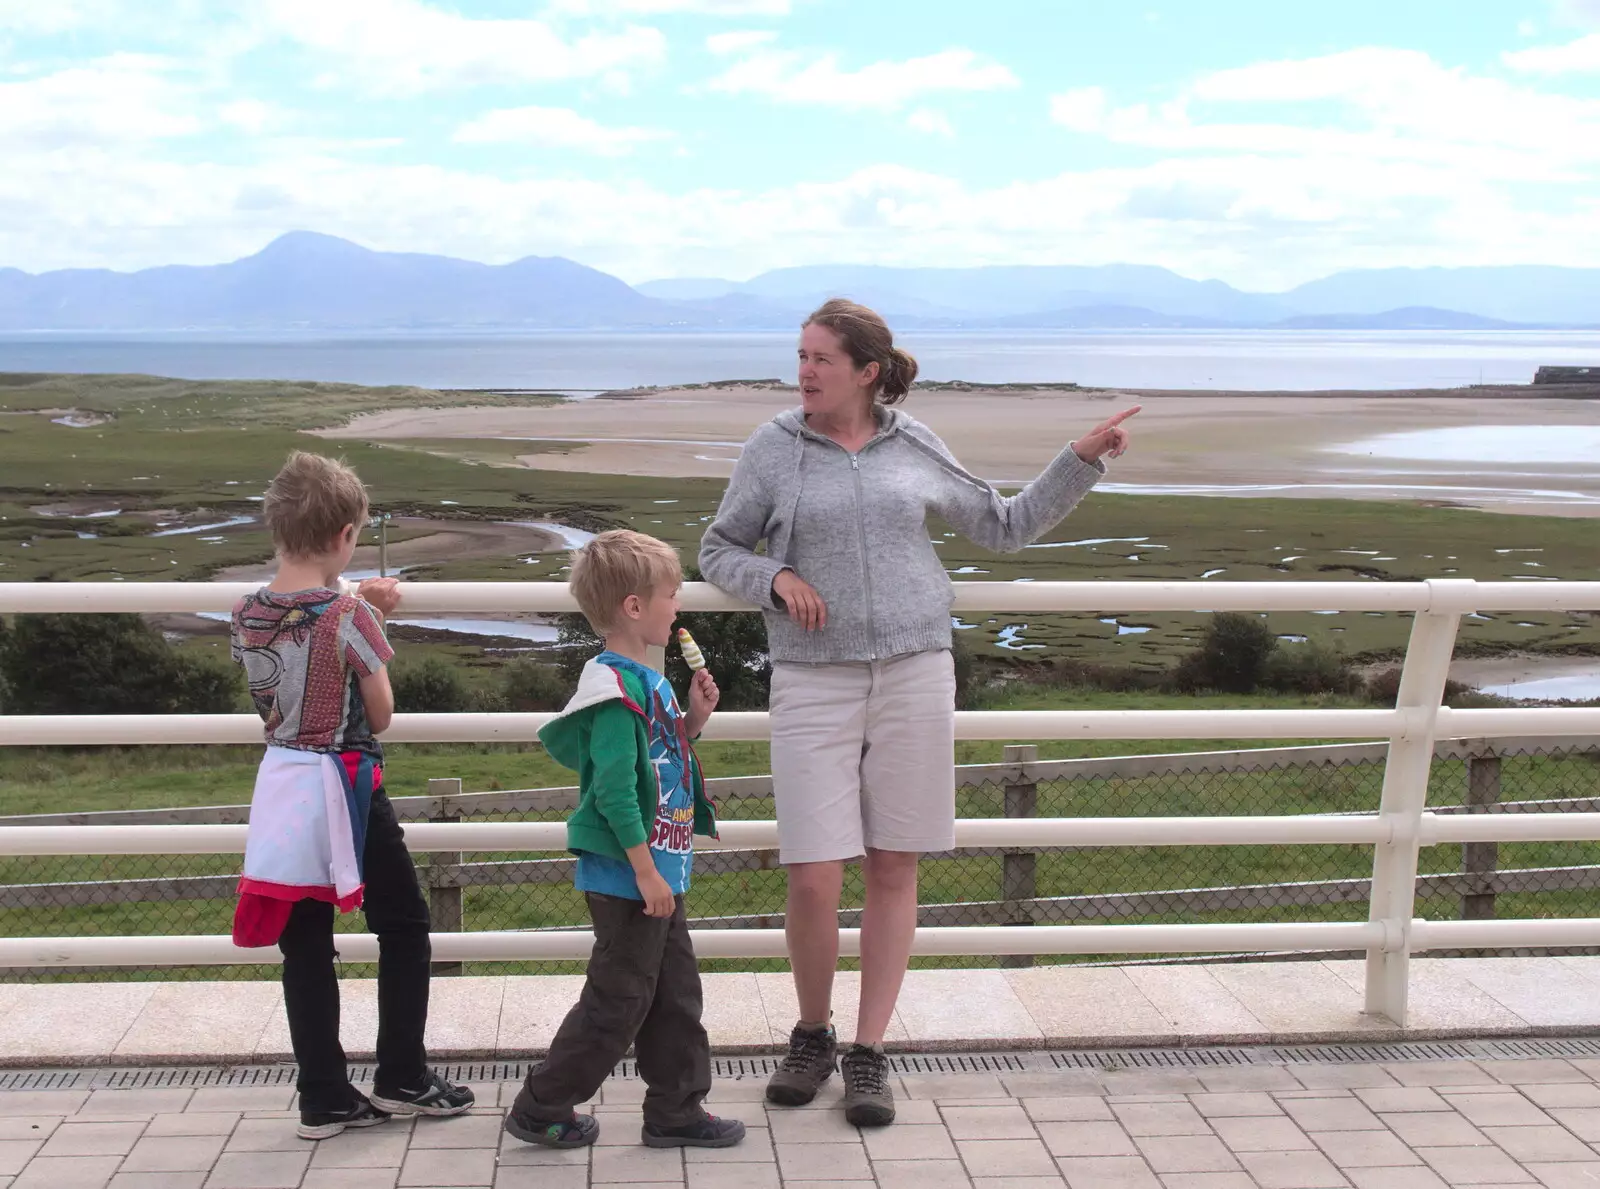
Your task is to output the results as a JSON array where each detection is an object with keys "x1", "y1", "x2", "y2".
[{"x1": 923, "y1": 406, "x2": 1139, "y2": 553}]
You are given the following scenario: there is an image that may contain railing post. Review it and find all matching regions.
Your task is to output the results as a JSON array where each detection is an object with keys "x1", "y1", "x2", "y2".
[
  {"x1": 1000, "y1": 744, "x2": 1039, "y2": 969},
  {"x1": 1462, "y1": 746, "x2": 1503, "y2": 921},
  {"x1": 1364, "y1": 584, "x2": 1466, "y2": 1026},
  {"x1": 425, "y1": 777, "x2": 465, "y2": 977}
]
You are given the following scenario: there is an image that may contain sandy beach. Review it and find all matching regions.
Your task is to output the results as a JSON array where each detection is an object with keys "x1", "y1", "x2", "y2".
[{"x1": 325, "y1": 382, "x2": 1600, "y2": 517}]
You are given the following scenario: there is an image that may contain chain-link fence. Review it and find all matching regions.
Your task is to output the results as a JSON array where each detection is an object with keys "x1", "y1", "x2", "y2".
[{"x1": 2, "y1": 737, "x2": 1597, "y2": 982}]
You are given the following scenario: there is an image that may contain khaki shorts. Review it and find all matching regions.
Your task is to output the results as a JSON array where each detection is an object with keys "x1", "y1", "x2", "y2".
[{"x1": 769, "y1": 649, "x2": 957, "y2": 864}]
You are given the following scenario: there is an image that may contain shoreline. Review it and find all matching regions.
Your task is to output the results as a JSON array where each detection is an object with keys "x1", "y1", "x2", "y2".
[{"x1": 322, "y1": 379, "x2": 1600, "y2": 518}]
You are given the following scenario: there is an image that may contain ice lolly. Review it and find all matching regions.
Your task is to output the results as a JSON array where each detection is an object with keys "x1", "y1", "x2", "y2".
[{"x1": 677, "y1": 627, "x2": 706, "y2": 671}]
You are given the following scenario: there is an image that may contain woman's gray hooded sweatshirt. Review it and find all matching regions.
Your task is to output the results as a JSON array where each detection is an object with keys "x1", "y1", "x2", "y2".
[{"x1": 699, "y1": 406, "x2": 1105, "y2": 664}]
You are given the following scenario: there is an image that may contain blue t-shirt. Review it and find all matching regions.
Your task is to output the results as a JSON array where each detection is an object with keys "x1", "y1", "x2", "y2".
[{"x1": 574, "y1": 652, "x2": 695, "y2": 900}]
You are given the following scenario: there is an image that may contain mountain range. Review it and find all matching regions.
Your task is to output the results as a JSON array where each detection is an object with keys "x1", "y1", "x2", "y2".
[{"x1": 2, "y1": 231, "x2": 1596, "y2": 331}]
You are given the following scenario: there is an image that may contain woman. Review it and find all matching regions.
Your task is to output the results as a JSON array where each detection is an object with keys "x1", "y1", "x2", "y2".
[{"x1": 699, "y1": 299, "x2": 1136, "y2": 1126}]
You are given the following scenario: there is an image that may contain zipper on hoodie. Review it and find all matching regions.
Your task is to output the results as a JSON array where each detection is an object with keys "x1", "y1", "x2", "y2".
[{"x1": 848, "y1": 452, "x2": 879, "y2": 660}]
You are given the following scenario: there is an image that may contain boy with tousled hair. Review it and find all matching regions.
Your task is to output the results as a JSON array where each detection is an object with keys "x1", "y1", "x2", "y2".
[{"x1": 504, "y1": 530, "x2": 745, "y2": 1151}]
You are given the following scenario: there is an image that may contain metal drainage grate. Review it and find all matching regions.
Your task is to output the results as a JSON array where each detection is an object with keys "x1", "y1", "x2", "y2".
[
  {"x1": 1050, "y1": 1048, "x2": 1256, "y2": 1071},
  {"x1": 893, "y1": 1053, "x2": 1028, "y2": 1074},
  {"x1": 6, "y1": 1035, "x2": 1600, "y2": 1094},
  {"x1": 0, "y1": 1069, "x2": 90, "y2": 1092},
  {"x1": 1048, "y1": 1037, "x2": 1600, "y2": 1071},
  {"x1": 98, "y1": 1066, "x2": 299, "y2": 1090}
]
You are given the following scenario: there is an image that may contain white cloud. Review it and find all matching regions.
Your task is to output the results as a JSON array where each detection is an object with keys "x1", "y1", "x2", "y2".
[
  {"x1": 0, "y1": 55, "x2": 204, "y2": 149},
  {"x1": 551, "y1": 0, "x2": 788, "y2": 13},
  {"x1": 1049, "y1": 49, "x2": 1600, "y2": 178},
  {"x1": 1505, "y1": 33, "x2": 1600, "y2": 72},
  {"x1": 1050, "y1": 86, "x2": 1108, "y2": 131},
  {"x1": 12, "y1": 129, "x2": 1600, "y2": 292},
  {"x1": 453, "y1": 105, "x2": 667, "y2": 155},
  {"x1": 706, "y1": 29, "x2": 777, "y2": 55},
  {"x1": 1556, "y1": 0, "x2": 1600, "y2": 25},
  {"x1": 907, "y1": 108, "x2": 954, "y2": 136},
  {"x1": 219, "y1": 99, "x2": 282, "y2": 135},
  {"x1": 0, "y1": 0, "x2": 106, "y2": 32},
  {"x1": 258, "y1": 0, "x2": 666, "y2": 93},
  {"x1": 707, "y1": 45, "x2": 1018, "y2": 109}
]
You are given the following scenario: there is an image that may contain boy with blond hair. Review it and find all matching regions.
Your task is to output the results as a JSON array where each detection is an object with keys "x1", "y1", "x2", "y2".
[
  {"x1": 504, "y1": 530, "x2": 745, "y2": 1151},
  {"x1": 231, "y1": 451, "x2": 472, "y2": 1139}
]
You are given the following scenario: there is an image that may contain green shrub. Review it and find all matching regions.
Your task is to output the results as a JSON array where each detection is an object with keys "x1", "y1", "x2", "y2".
[
  {"x1": 1172, "y1": 612, "x2": 1279, "y2": 693},
  {"x1": 501, "y1": 660, "x2": 571, "y2": 712},
  {"x1": 1264, "y1": 641, "x2": 1360, "y2": 695},
  {"x1": 0, "y1": 613, "x2": 241, "y2": 714},
  {"x1": 1366, "y1": 665, "x2": 1475, "y2": 706},
  {"x1": 389, "y1": 654, "x2": 471, "y2": 713}
]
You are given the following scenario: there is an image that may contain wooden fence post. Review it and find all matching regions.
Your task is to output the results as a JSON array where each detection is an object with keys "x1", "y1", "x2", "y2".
[
  {"x1": 1000, "y1": 744, "x2": 1039, "y2": 969},
  {"x1": 425, "y1": 777, "x2": 465, "y2": 976},
  {"x1": 1462, "y1": 748, "x2": 1503, "y2": 921}
]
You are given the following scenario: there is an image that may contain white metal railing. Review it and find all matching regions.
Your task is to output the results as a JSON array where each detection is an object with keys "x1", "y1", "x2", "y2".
[{"x1": 2, "y1": 577, "x2": 1599, "y2": 1027}]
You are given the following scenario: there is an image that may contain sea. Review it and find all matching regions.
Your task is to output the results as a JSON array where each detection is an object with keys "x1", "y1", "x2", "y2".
[{"x1": 4, "y1": 329, "x2": 1600, "y2": 391}]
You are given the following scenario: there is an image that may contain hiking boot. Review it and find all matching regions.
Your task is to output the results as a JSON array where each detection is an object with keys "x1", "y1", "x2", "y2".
[
  {"x1": 841, "y1": 1044, "x2": 895, "y2": 1127},
  {"x1": 766, "y1": 1022, "x2": 837, "y2": 1106},
  {"x1": 370, "y1": 1069, "x2": 475, "y2": 1117},
  {"x1": 642, "y1": 1114, "x2": 747, "y2": 1148},
  {"x1": 297, "y1": 1093, "x2": 391, "y2": 1141},
  {"x1": 503, "y1": 1108, "x2": 600, "y2": 1149}
]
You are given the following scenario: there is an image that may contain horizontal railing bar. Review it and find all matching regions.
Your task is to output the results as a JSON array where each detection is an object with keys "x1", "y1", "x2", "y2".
[
  {"x1": 3, "y1": 579, "x2": 1597, "y2": 615},
  {"x1": 3, "y1": 707, "x2": 1589, "y2": 750},
  {"x1": 0, "y1": 815, "x2": 1396, "y2": 856},
  {"x1": 1412, "y1": 918, "x2": 1600, "y2": 951},
  {"x1": 1423, "y1": 812, "x2": 1600, "y2": 844},
  {"x1": 1438, "y1": 708, "x2": 1600, "y2": 737},
  {"x1": 12, "y1": 807, "x2": 1600, "y2": 857},
  {"x1": 0, "y1": 920, "x2": 1387, "y2": 967},
  {"x1": 0, "y1": 708, "x2": 1414, "y2": 747}
]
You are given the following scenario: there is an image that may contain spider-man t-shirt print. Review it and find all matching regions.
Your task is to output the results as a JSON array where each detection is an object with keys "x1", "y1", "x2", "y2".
[{"x1": 230, "y1": 588, "x2": 393, "y2": 760}]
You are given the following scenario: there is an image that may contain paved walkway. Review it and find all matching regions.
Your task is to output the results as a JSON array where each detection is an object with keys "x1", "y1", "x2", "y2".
[
  {"x1": 5, "y1": 1052, "x2": 1600, "y2": 1187},
  {"x1": 9, "y1": 958, "x2": 1600, "y2": 1067}
]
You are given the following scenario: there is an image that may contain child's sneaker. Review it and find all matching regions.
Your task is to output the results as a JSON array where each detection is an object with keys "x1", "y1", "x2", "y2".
[
  {"x1": 297, "y1": 1093, "x2": 391, "y2": 1140},
  {"x1": 642, "y1": 1114, "x2": 747, "y2": 1148},
  {"x1": 370, "y1": 1069, "x2": 474, "y2": 1116},
  {"x1": 503, "y1": 1109, "x2": 601, "y2": 1148}
]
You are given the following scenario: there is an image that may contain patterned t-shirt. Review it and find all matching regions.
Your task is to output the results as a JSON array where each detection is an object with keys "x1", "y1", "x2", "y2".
[
  {"x1": 230, "y1": 587, "x2": 393, "y2": 759},
  {"x1": 575, "y1": 651, "x2": 696, "y2": 899}
]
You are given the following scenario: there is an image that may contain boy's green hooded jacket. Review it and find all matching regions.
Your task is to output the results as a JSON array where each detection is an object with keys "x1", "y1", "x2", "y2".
[{"x1": 537, "y1": 656, "x2": 717, "y2": 861}]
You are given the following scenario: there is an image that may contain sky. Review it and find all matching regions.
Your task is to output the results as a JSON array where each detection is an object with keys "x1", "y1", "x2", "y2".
[{"x1": 3, "y1": 0, "x2": 1600, "y2": 290}]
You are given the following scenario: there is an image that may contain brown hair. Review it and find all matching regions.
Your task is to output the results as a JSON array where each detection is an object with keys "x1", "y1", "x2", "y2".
[
  {"x1": 262, "y1": 451, "x2": 370, "y2": 560},
  {"x1": 569, "y1": 529, "x2": 683, "y2": 635},
  {"x1": 804, "y1": 297, "x2": 920, "y2": 405}
]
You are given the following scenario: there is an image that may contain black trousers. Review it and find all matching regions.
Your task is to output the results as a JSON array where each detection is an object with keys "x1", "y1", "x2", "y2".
[
  {"x1": 277, "y1": 787, "x2": 432, "y2": 1113},
  {"x1": 513, "y1": 892, "x2": 710, "y2": 1128}
]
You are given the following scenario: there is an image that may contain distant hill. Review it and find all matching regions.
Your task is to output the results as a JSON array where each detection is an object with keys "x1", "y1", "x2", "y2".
[
  {"x1": 0, "y1": 232, "x2": 677, "y2": 330},
  {"x1": 1282, "y1": 266, "x2": 1600, "y2": 325},
  {"x1": 1275, "y1": 306, "x2": 1520, "y2": 330},
  {"x1": 634, "y1": 278, "x2": 741, "y2": 301},
  {"x1": 3, "y1": 232, "x2": 1597, "y2": 330},
  {"x1": 714, "y1": 263, "x2": 1294, "y2": 323}
]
